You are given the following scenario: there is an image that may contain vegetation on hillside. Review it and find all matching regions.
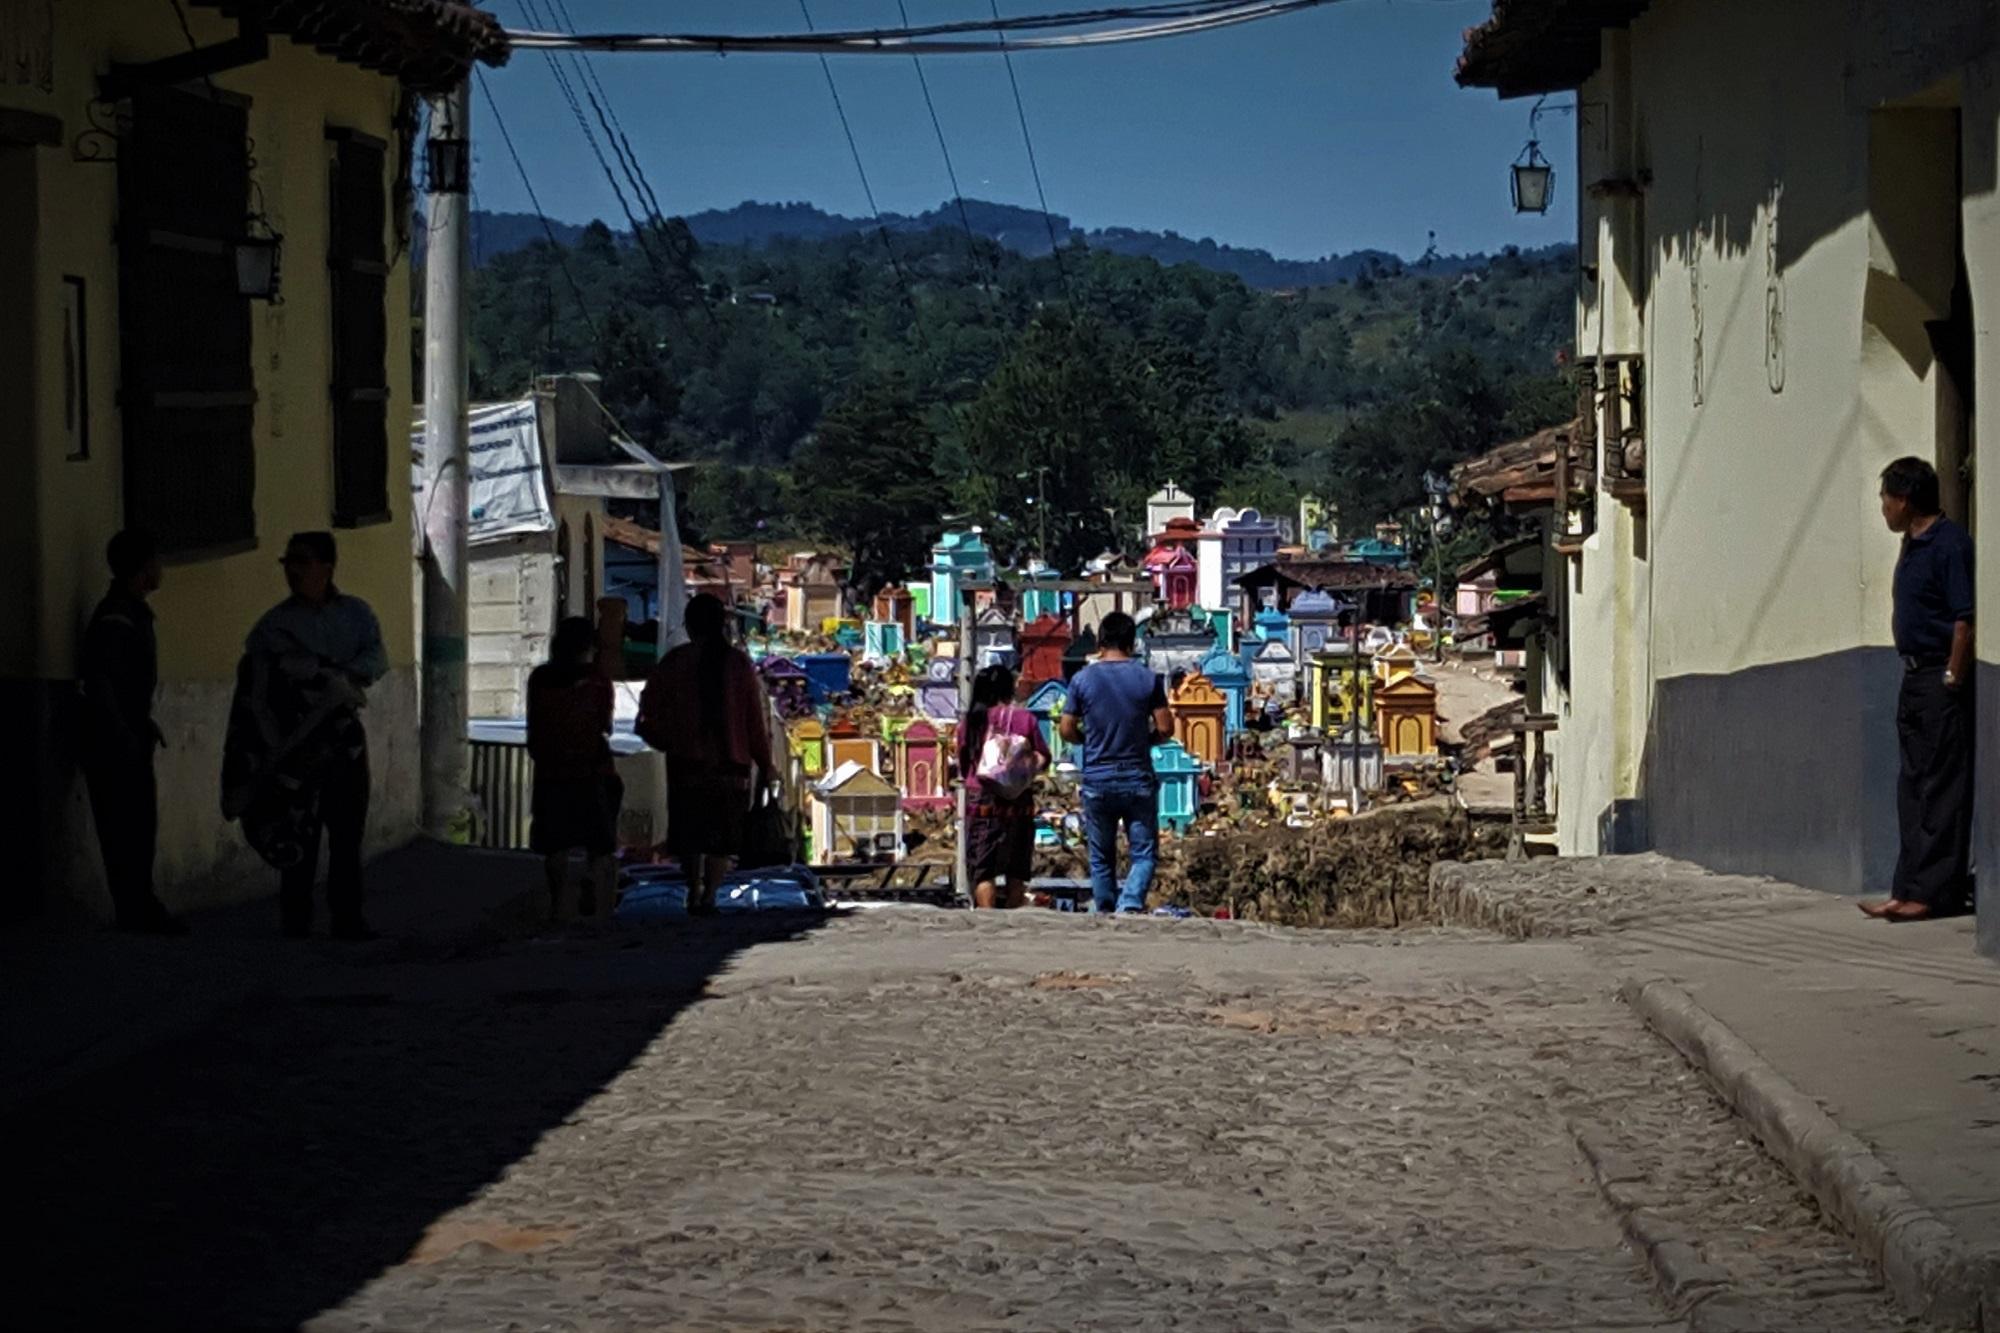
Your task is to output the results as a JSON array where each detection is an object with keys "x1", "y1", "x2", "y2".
[{"x1": 464, "y1": 216, "x2": 1575, "y2": 585}]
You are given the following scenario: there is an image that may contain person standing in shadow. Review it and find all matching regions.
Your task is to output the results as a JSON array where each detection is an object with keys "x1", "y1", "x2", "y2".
[
  {"x1": 638, "y1": 594, "x2": 775, "y2": 917},
  {"x1": 228, "y1": 532, "x2": 387, "y2": 940},
  {"x1": 79, "y1": 529, "x2": 185, "y2": 934},
  {"x1": 528, "y1": 616, "x2": 623, "y2": 919}
]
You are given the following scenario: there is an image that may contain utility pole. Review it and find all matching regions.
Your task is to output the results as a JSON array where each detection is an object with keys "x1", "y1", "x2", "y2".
[
  {"x1": 657, "y1": 466, "x2": 687, "y2": 656},
  {"x1": 955, "y1": 588, "x2": 974, "y2": 903},
  {"x1": 420, "y1": 79, "x2": 471, "y2": 840}
]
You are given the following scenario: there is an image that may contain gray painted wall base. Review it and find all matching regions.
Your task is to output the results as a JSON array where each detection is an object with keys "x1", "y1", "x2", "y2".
[{"x1": 1646, "y1": 648, "x2": 1903, "y2": 897}]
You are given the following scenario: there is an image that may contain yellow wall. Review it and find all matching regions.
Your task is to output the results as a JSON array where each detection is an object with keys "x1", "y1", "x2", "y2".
[{"x1": 10, "y1": 2, "x2": 415, "y2": 686}]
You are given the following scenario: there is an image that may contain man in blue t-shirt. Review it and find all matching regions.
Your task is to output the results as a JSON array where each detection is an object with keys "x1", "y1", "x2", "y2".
[{"x1": 1062, "y1": 611, "x2": 1174, "y2": 913}]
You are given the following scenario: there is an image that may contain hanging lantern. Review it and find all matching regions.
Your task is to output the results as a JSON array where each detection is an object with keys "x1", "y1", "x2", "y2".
[
  {"x1": 1512, "y1": 140, "x2": 1555, "y2": 215},
  {"x1": 233, "y1": 229, "x2": 283, "y2": 301}
]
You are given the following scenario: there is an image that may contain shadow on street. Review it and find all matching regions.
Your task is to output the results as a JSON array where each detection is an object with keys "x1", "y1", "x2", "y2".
[{"x1": 2, "y1": 902, "x2": 832, "y2": 1330}]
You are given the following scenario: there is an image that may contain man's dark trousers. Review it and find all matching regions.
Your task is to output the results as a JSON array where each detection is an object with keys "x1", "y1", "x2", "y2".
[
  {"x1": 281, "y1": 743, "x2": 370, "y2": 933},
  {"x1": 1894, "y1": 665, "x2": 1974, "y2": 910},
  {"x1": 84, "y1": 749, "x2": 160, "y2": 927}
]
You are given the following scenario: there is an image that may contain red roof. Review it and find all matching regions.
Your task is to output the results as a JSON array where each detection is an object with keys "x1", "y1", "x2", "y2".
[{"x1": 195, "y1": 0, "x2": 510, "y2": 90}]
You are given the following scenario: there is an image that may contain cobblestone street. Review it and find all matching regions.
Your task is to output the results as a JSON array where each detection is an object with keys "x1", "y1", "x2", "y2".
[{"x1": 9, "y1": 909, "x2": 1924, "y2": 1332}]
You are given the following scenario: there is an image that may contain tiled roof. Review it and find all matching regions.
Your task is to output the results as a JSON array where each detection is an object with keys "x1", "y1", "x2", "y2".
[
  {"x1": 1455, "y1": 0, "x2": 1649, "y2": 97},
  {"x1": 196, "y1": 0, "x2": 510, "y2": 90}
]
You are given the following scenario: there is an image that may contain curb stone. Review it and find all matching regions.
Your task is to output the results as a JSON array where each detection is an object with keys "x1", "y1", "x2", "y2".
[
  {"x1": 1572, "y1": 1122, "x2": 1731, "y2": 1319},
  {"x1": 1622, "y1": 976, "x2": 1993, "y2": 1331}
]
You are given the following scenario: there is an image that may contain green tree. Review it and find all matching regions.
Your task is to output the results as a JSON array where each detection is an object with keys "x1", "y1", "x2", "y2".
[{"x1": 789, "y1": 381, "x2": 942, "y2": 601}]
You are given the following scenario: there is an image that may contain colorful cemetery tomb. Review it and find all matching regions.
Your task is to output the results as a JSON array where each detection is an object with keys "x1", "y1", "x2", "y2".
[
  {"x1": 1170, "y1": 672, "x2": 1229, "y2": 768},
  {"x1": 1212, "y1": 507, "x2": 1282, "y2": 596},
  {"x1": 1246, "y1": 637, "x2": 1298, "y2": 707},
  {"x1": 1143, "y1": 542, "x2": 1199, "y2": 610},
  {"x1": 1282, "y1": 728, "x2": 1323, "y2": 783},
  {"x1": 1310, "y1": 648, "x2": 1374, "y2": 732},
  {"x1": 1373, "y1": 641, "x2": 1421, "y2": 686},
  {"x1": 1253, "y1": 606, "x2": 1290, "y2": 644},
  {"x1": 1019, "y1": 563, "x2": 1062, "y2": 621},
  {"x1": 1024, "y1": 678, "x2": 1070, "y2": 760},
  {"x1": 1321, "y1": 722, "x2": 1385, "y2": 791},
  {"x1": 929, "y1": 529, "x2": 995, "y2": 628},
  {"x1": 864, "y1": 620, "x2": 905, "y2": 661},
  {"x1": 796, "y1": 652, "x2": 852, "y2": 705},
  {"x1": 1375, "y1": 672, "x2": 1438, "y2": 757},
  {"x1": 826, "y1": 717, "x2": 881, "y2": 774},
  {"x1": 1019, "y1": 615, "x2": 1068, "y2": 686},
  {"x1": 906, "y1": 581, "x2": 933, "y2": 627},
  {"x1": 872, "y1": 586, "x2": 916, "y2": 637},
  {"x1": 781, "y1": 554, "x2": 845, "y2": 633},
  {"x1": 831, "y1": 620, "x2": 864, "y2": 651},
  {"x1": 1193, "y1": 605, "x2": 1235, "y2": 655},
  {"x1": 1146, "y1": 480, "x2": 1197, "y2": 536},
  {"x1": 892, "y1": 719, "x2": 950, "y2": 810},
  {"x1": 1143, "y1": 611, "x2": 1215, "y2": 679},
  {"x1": 1151, "y1": 741, "x2": 1203, "y2": 834},
  {"x1": 759, "y1": 657, "x2": 816, "y2": 720},
  {"x1": 974, "y1": 605, "x2": 1019, "y2": 668},
  {"x1": 1198, "y1": 647, "x2": 1250, "y2": 736},
  {"x1": 917, "y1": 656, "x2": 960, "y2": 720},
  {"x1": 1288, "y1": 589, "x2": 1343, "y2": 658},
  {"x1": 790, "y1": 717, "x2": 828, "y2": 779},
  {"x1": 1061, "y1": 629, "x2": 1097, "y2": 682},
  {"x1": 809, "y1": 762, "x2": 905, "y2": 863}
]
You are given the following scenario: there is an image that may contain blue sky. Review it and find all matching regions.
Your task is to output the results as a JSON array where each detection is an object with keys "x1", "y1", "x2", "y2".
[{"x1": 473, "y1": 0, "x2": 1577, "y2": 261}]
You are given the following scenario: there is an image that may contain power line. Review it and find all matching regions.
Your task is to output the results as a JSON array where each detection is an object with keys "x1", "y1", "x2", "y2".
[
  {"x1": 990, "y1": 0, "x2": 1076, "y2": 305},
  {"x1": 507, "y1": 1, "x2": 1337, "y2": 56},
  {"x1": 797, "y1": 0, "x2": 934, "y2": 360},
  {"x1": 896, "y1": 0, "x2": 994, "y2": 288},
  {"x1": 540, "y1": 0, "x2": 719, "y2": 327},
  {"x1": 475, "y1": 66, "x2": 602, "y2": 347}
]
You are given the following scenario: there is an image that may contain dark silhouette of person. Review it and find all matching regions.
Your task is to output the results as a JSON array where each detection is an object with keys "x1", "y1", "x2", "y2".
[
  {"x1": 233, "y1": 532, "x2": 387, "y2": 940},
  {"x1": 79, "y1": 529, "x2": 184, "y2": 934},
  {"x1": 528, "y1": 616, "x2": 622, "y2": 919}
]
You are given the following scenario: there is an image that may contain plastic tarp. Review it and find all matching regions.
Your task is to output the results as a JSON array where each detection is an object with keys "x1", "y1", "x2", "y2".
[{"x1": 411, "y1": 399, "x2": 553, "y2": 546}]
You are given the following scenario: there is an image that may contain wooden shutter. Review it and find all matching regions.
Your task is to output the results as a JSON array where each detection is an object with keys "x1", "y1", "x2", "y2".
[
  {"x1": 117, "y1": 87, "x2": 257, "y2": 558},
  {"x1": 327, "y1": 128, "x2": 389, "y2": 527}
]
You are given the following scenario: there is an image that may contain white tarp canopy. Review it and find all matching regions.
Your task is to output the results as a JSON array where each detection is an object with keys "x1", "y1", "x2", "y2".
[{"x1": 411, "y1": 400, "x2": 552, "y2": 546}]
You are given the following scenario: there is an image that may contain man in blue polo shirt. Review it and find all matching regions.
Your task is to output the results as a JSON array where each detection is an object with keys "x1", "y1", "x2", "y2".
[
  {"x1": 1863, "y1": 457, "x2": 1975, "y2": 922},
  {"x1": 1062, "y1": 611, "x2": 1174, "y2": 914}
]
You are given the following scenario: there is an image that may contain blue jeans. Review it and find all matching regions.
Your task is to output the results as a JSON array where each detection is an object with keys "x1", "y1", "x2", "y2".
[{"x1": 1081, "y1": 781, "x2": 1159, "y2": 914}]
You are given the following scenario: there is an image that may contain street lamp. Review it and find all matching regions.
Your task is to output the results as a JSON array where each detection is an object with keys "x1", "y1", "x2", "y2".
[
  {"x1": 1512, "y1": 141, "x2": 1554, "y2": 214},
  {"x1": 1015, "y1": 466, "x2": 1051, "y2": 566},
  {"x1": 1422, "y1": 471, "x2": 1453, "y2": 661},
  {"x1": 233, "y1": 217, "x2": 283, "y2": 302}
]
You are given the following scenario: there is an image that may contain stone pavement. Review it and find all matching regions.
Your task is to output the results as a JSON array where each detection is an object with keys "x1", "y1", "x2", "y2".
[
  {"x1": 0, "y1": 840, "x2": 548, "y2": 1114},
  {"x1": 4, "y1": 881, "x2": 1927, "y2": 1332},
  {"x1": 1433, "y1": 854, "x2": 2000, "y2": 1329}
]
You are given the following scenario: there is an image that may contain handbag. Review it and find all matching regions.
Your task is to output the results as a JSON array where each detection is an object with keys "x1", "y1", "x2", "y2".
[
  {"x1": 974, "y1": 705, "x2": 1038, "y2": 802},
  {"x1": 741, "y1": 783, "x2": 796, "y2": 870}
]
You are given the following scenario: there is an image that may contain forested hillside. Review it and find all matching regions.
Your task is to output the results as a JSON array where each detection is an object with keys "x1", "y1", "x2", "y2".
[{"x1": 464, "y1": 215, "x2": 1575, "y2": 591}]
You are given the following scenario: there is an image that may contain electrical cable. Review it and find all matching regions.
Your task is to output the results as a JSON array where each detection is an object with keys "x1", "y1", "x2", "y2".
[
  {"x1": 796, "y1": 0, "x2": 936, "y2": 363},
  {"x1": 476, "y1": 65, "x2": 603, "y2": 347},
  {"x1": 988, "y1": 0, "x2": 1074, "y2": 304},
  {"x1": 896, "y1": 0, "x2": 996, "y2": 288},
  {"x1": 506, "y1": 0, "x2": 1336, "y2": 56}
]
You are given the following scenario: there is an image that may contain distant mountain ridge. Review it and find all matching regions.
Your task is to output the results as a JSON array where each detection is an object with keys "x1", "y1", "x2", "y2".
[{"x1": 465, "y1": 198, "x2": 1567, "y2": 290}]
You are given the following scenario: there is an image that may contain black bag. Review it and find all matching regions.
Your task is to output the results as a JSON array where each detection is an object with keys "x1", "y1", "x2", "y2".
[{"x1": 741, "y1": 787, "x2": 797, "y2": 870}]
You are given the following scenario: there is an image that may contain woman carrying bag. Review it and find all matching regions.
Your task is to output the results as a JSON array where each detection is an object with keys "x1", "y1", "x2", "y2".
[{"x1": 959, "y1": 664, "x2": 1050, "y2": 910}]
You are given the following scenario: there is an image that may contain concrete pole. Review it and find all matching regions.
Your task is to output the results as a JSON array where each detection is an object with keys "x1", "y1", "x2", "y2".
[
  {"x1": 656, "y1": 468, "x2": 687, "y2": 657},
  {"x1": 420, "y1": 79, "x2": 471, "y2": 839},
  {"x1": 955, "y1": 591, "x2": 974, "y2": 902}
]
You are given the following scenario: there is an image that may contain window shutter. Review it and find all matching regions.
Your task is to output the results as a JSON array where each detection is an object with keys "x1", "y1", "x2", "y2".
[
  {"x1": 117, "y1": 88, "x2": 257, "y2": 559},
  {"x1": 328, "y1": 129, "x2": 390, "y2": 527}
]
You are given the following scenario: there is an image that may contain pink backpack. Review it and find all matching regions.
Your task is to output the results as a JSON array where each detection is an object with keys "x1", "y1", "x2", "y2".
[{"x1": 974, "y1": 706, "x2": 1037, "y2": 801}]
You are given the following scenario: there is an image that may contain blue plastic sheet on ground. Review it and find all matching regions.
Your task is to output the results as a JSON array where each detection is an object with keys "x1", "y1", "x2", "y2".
[{"x1": 615, "y1": 866, "x2": 827, "y2": 921}]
